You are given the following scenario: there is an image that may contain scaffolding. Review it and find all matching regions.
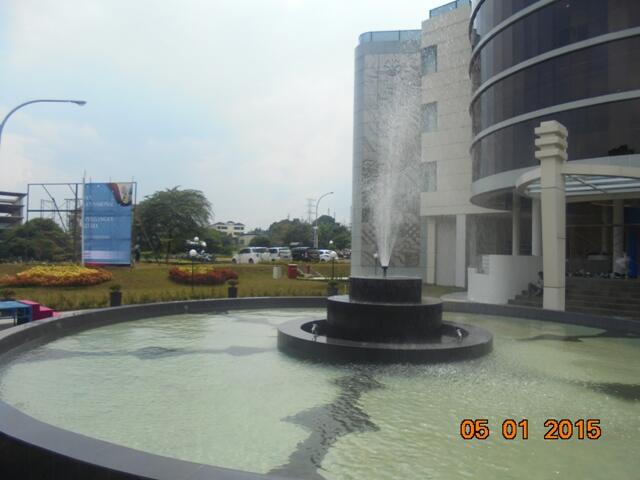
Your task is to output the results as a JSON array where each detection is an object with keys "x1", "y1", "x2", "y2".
[{"x1": 26, "y1": 182, "x2": 138, "y2": 263}]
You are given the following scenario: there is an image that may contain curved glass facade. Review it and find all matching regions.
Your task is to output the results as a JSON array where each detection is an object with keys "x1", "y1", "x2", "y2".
[
  {"x1": 470, "y1": 0, "x2": 538, "y2": 48},
  {"x1": 470, "y1": 0, "x2": 640, "y2": 90},
  {"x1": 471, "y1": 1, "x2": 640, "y2": 183},
  {"x1": 472, "y1": 36, "x2": 640, "y2": 135},
  {"x1": 472, "y1": 99, "x2": 640, "y2": 180}
]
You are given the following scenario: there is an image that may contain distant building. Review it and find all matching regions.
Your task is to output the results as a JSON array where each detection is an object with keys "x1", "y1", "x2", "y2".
[
  {"x1": 213, "y1": 221, "x2": 245, "y2": 238},
  {"x1": 0, "y1": 191, "x2": 26, "y2": 231},
  {"x1": 237, "y1": 234, "x2": 257, "y2": 247}
]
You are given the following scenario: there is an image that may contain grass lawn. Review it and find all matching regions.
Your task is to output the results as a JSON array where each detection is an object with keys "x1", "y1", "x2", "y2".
[{"x1": 0, "y1": 262, "x2": 462, "y2": 311}]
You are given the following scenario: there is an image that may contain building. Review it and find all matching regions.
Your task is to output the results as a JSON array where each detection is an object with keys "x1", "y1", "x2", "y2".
[
  {"x1": 420, "y1": 2, "x2": 499, "y2": 287},
  {"x1": 353, "y1": 0, "x2": 640, "y2": 300},
  {"x1": 351, "y1": 28, "x2": 425, "y2": 278},
  {"x1": 0, "y1": 191, "x2": 26, "y2": 231},
  {"x1": 237, "y1": 234, "x2": 257, "y2": 247},
  {"x1": 467, "y1": 0, "x2": 640, "y2": 302},
  {"x1": 213, "y1": 221, "x2": 245, "y2": 238},
  {"x1": 352, "y1": 0, "x2": 495, "y2": 285}
]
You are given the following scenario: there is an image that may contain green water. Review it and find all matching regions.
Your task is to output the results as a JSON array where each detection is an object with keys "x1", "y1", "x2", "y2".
[{"x1": 0, "y1": 309, "x2": 638, "y2": 479}]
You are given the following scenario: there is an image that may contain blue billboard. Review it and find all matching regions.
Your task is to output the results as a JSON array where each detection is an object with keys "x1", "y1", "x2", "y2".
[{"x1": 82, "y1": 182, "x2": 134, "y2": 265}]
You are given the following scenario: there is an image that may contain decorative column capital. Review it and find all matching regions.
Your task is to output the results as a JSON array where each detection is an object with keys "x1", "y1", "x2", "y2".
[{"x1": 534, "y1": 121, "x2": 568, "y2": 163}]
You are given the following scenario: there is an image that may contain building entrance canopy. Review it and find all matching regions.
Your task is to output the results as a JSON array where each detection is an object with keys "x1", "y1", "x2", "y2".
[{"x1": 516, "y1": 164, "x2": 640, "y2": 202}]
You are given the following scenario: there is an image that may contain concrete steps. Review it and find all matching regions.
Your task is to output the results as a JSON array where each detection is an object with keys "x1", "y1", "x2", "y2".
[{"x1": 508, "y1": 278, "x2": 640, "y2": 320}]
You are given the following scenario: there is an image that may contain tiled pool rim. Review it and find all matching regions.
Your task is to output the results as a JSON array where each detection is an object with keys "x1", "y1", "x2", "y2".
[{"x1": 1, "y1": 296, "x2": 639, "y2": 480}]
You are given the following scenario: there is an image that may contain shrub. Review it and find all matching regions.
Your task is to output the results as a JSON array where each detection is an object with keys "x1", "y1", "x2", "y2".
[
  {"x1": 168, "y1": 267, "x2": 238, "y2": 286},
  {"x1": 0, "y1": 289, "x2": 16, "y2": 300},
  {"x1": 0, "y1": 265, "x2": 113, "y2": 287}
]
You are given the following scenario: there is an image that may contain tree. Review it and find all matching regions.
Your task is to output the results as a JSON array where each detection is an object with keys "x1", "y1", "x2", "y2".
[
  {"x1": 0, "y1": 218, "x2": 72, "y2": 262},
  {"x1": 316, "y1": 215, "x2": 351, "y2": 249},
  {"x1": 249, "y1": 235, "x2": 271, "y2": 247},
  {"x1": 136, "y1": 187, "x2": 212, "y2": 262},
  {"x1": 268, "y1": 218, "x2": 312, "y2": 246},
  {"x1": 200, "y1": 228, "x2": 234, "y2": 256}
]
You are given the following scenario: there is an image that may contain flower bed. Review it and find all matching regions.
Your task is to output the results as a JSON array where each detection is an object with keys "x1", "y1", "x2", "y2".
[
  {"x1": 169, "y1": 267, "x2": 238, "y2": 285},
  {"x1": 0, "y1": 265, "x2": 113, "y2": 287}
]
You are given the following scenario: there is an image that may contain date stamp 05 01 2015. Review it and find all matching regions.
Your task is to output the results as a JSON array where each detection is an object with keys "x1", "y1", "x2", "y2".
[{"x1": 459, "y1": 419, "x2": 602, "y2": 441}]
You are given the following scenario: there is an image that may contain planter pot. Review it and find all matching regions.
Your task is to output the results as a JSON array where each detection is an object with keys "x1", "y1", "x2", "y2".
[
  {"x1": 228, "y1": 286, "x2": 238, "y2": 298},
  {"x1": 327, "y1": 285, "x2": 339, "y2": 296},
  {"x1": 109, "y1": 291, "x2": 122, "y2": 307}
]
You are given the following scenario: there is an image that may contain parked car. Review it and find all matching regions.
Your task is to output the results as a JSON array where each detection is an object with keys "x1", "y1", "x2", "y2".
[
  {"x1": 231, "y1": 247, "x2": 270, "y2": 264},
  {"x1": 305, "y1": 248, "x2": 321, "y2": 261},
  {"x1": 318, "y1": 249, "x2": 338, "y2": 262},
  {"x1": 291, "y1": 246, "x2": 312, "y2": 261},
  {"x1": 338, "y1": 249, "x2": 351, "y2": 260},
  {"x1": 268, "y1": 247, "x2": 292, "y2": 261}
]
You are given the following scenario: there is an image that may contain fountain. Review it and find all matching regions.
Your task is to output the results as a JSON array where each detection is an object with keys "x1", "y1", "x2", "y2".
[
  {"x1": 278, "y1": 52, "x2": 492, "y2": 364},
  {"x1": 278, "y1": 275, "x2": 492, "y2": 363}
]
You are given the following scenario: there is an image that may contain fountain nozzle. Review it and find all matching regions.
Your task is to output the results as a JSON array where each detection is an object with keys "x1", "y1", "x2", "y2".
[{"x1": 382, "y1": 266, "x2": 388, "y2": 278}]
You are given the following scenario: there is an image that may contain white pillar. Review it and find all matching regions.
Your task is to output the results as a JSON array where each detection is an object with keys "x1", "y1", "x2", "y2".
[
  {"x1": 468, "y1": 216, "x2": 478, "y2": 272},
  {"x1": 426, "y1": 217, "x2": 436, "y2": 284},
  {"x1": 512, "y1": 193, "x2": 521, "y2": 256},
  {"x1": 612, "y1": 200, "x2": 624, "y2": 273},
  {"x1": 455, "y1": 214, "x2": 466, "y2": 288},
  {"x1": 532, "y1": 198, "x2": 542, "y2": 256},
  {"x1": 535, "y1": 120, "x2": 568, "y2": 311}
]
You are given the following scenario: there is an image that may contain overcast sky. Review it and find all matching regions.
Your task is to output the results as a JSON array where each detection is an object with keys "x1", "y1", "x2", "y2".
[{"x1": 0, "y1": 0, "x2": 447, "y2": 230}]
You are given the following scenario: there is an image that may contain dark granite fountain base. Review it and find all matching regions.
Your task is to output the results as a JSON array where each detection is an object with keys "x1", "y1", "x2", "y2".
[
  {"x1": 278, "y1": 319, "x2": 492, "y2": 363},
  {"x1": 277, "y1": 276, "x2": 493, "y2": 363}
]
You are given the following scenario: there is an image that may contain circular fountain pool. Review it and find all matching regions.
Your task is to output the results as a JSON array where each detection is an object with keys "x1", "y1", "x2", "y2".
[{"x1": 0, "y1": 304, "x2": 639, "y2": 479}]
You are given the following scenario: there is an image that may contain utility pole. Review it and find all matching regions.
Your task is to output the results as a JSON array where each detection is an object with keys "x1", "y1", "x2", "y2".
[{"x1": 306, "y1": 198, "x2": 315, "y2": 224}]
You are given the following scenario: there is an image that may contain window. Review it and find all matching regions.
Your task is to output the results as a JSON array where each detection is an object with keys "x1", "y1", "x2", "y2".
[
  {"x1": 421, "y1": 102, "x2": 438, "y2": 133},
  {"x1": 421, "y1": 45, "x2": 437, "y2": 75},
  {"x1": 422, "y1": 162, "x2": 437, "y2": 192}
]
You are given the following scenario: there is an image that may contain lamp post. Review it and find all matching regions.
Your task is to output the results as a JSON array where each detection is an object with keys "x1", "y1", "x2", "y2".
[
  {"x1": 329, "y1": 239, "x2": 335, "y2": 280},
  {"x1": 373, "y1": 252, "x2": 378, "y2": 276},
  {"x1": 189, "y1": 248, "x2": 198, "y2": 293},
  {"x1": 313, "y1": 191, "x2": 334, "y2": 248},
  {"x1": 0, "y1": 99, "x2": 87, "y2": 150}
]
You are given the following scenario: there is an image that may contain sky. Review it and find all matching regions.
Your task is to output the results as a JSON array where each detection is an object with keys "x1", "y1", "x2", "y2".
[{"x1": 0, "y1": 0, "x2": 447, "y2": 230}]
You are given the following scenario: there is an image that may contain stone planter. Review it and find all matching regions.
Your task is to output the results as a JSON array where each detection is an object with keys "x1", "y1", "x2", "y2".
[{"x1": 327, "y1": 285, "x2": 339, "y2": 296}]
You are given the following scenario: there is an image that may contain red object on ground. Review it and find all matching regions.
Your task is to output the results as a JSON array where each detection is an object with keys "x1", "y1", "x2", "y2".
[
  {"x1": 18, "y1": 300, "x2": 56, "y2": 320},
  {"x1": 287, "y1": 264, "x2": 298, "y2": 279}
]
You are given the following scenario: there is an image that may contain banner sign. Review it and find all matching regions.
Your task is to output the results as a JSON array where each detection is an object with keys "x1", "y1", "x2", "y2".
[{"x1": 82, "y1": 182, "x2": 134, "y2": 265}]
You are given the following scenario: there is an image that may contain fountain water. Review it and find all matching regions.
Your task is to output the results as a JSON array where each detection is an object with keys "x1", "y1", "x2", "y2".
[
  {"x1": 278, "y1": 47, "x2": 492, "y2": 363},
  {"x1": 365, "y1": 54, "x2": 422, "y2": 269}
]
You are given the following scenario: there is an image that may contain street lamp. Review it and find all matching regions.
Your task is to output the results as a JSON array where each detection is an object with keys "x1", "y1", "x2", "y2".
[
  {"x1": 0, "y1": 99, "x2": 87, "y2": 150},
  {"x1": 329, "y1": 239, "x2": 335, "y2": 280},
  {"x1": 189, "y1": 248, "x2": 198, "y2": 293},
  {"x1": 373, "y1": 252, "x2": 379, "y2": 276},
  {"x1": 313, "y1": 191, "x2": 334, "y2": 248},
  {"x1": 186, "y1": 236, "x2": 207, "y2": 257}
]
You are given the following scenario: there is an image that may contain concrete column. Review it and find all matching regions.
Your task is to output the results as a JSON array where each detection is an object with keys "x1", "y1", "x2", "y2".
[
  {"x1": 455, "y1": 214, "x2": 466, "y2": 288},
  {"x1": 468, "y1": 216, "x2": 478, "y2": 272},
  {"x1": 426, "y1": 217, "x2": 436, "y2": 284},
  {"x1": 531, "y1": 198, "x2": 542, "y2": 256},
  {"x1": 534, "y1": 120, "x2": 568, "y2": 311},
  {"x1": 512, "y1": 193, "x2": 521, "y2": 256},
  {"x1": 612, "y1": 200, "x2": 624, "y2": 273}
]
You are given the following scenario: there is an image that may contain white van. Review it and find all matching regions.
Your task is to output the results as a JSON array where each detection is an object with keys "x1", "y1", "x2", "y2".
[
  {"x1": 268, "y1": 247, "x2": 292, "y2": 261},
  {"x1": 231, "y1": 247, "x2": 270, "y2": 264}
]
